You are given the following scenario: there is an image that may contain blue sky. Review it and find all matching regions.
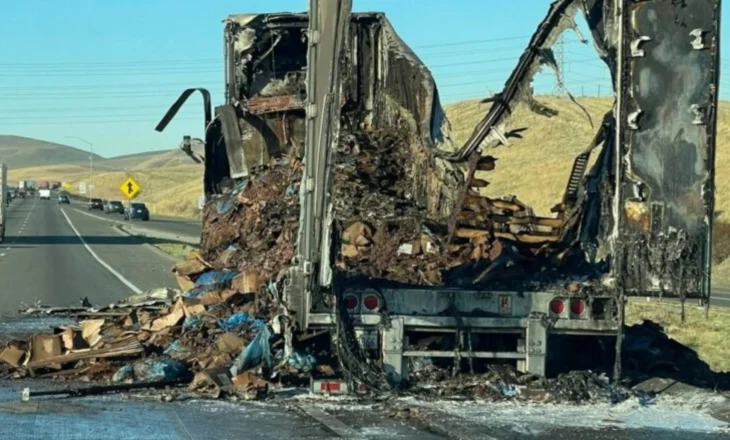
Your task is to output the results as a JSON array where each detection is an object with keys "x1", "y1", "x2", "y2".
[{"x1": 0, "y1": 0, "x2": 727, "y2": 157}]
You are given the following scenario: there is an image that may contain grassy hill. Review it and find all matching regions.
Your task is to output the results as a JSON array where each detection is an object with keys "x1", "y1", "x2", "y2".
[
  {"x1": 63, "y1": 164, "x2": 204, "y2": 217},
  {"x1": 448, "y1": 97, "x2": 730, "y2": 222},
  {"x1": 102, "y1": 143, "x2": 203, "y2": 170},
  {"x1": 0, "y1": 135, "x2": 106, "y2": 169},
  {"x1": 101, "y1": 150, "x2": 172, "y2": 170}
]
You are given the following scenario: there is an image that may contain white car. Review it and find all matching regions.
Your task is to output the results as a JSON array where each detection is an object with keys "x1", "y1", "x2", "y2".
[{"x1": 38, "y1": 189, "x2": 51, "y2": 200}]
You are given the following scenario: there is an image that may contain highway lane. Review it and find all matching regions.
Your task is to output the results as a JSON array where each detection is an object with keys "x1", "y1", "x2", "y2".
[
  {"x1": 0, "y1": 197, "x2": 177, "y2": 315},
  {"x1": 72, "y1": 204, "x2": 201, "y2": 240}
]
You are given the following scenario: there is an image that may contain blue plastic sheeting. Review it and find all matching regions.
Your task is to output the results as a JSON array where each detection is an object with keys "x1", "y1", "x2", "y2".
[
  {"x1": 164, "y1": 340, "x2": 181, "y2": 355},
  {"x1": 182, "y1": 315, "x2": 203, "y2": 331},
  {"x1": 494, "y1": 381, "x2": 521, "y2": 397},
  {"x1": 112, "y1": 358, "x2": 188, "y2": 383},
  {"x1": 230, "y1": 324, "x2": 273, "y2": 376},
  {"x1": 112, "y1": 364, "x2": 135, "y2": 383},
  {"x1": 195, "y1": 270, "x2": 237, "y2": 287},
  {"x1": 182, "y1": 284, "x2": 219, "y2": 299},
  {"x1": 231, "y1": 179, "x2": 249, "y2": 195},
  {"x1": 216, "y1": 198, "x2": 234, "y2": 215},
  {"x1": 288, "y1": 351, "x2": 317, "y2": 373},
  {"x1": 216, "y1": 312, "x2": 251, "y2": 331}
]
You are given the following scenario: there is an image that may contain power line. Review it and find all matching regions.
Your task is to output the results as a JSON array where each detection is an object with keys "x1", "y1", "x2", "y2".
[
  {"x1": 0, "y1": 59, "x2": 221, "y2": 68},
  {"x1": 0, "y1": 117, "x2": 200, "y2": 125},
  {"x1": 0, "y1": 86, "x2": 222, "y2": 97},
  {"x1": 0, "y1": 69, "x2": 222, "y2": 78},
  {"x1": 0, "y1": 81, "x2": 220, "y2": 91},
  {"x1": 0, "y1": 37, "x2": 559, "y2": 74},
  {"x1": 1, "y1": 93, "x2": 221, "y2": 101},
  {"x1": 413, "y1": 35, "x2": 531, "y2": 49},
  {"x1": 0, "y1": 104, "x2": 181, "y2": 113}
]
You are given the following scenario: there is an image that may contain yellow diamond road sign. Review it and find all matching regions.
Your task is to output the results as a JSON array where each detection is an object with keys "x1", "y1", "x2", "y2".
[{"x1": 120, "y1": 177, "x2": 141, "y2": 200}]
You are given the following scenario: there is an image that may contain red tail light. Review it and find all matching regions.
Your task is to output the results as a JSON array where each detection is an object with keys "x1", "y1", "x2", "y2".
[
  {"x1": 549, "y1": 299, "x2": 565, "y2": 314},
  {"x1": 363, "y1": 295, "x2": 380, "y2": 311},
  {"x1": 343, "y1": 295, "x2": 358, "y2": 310},
  {"x1": 320, "y1": 381, "x2": 341, "y2": 392},
  {"x1": 570, "y1": 300, "x2": 586, "y2": 315}
]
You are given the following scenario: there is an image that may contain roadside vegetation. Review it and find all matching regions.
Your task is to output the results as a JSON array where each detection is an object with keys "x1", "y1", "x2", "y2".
[{"x1": 152, "y1": 242, "x2": 199, "y2": 262}]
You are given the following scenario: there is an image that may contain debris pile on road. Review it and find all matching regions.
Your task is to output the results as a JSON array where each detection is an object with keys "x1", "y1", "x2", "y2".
[
  {"x1": 2, "y1": 271, "x2": 730, "y2": 403},
  {"x1": 0, "y1": 256, "x2": 335, "y2": 400}
]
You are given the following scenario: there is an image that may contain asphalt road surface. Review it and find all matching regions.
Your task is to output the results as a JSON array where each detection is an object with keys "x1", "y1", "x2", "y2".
[
  {"x1": 0, "y1": 196, "x2": 177, "y2": 314},
  {"x1": 0, "y1": 377, "x2": 725, "y2": 439},
  {"x1": 74, "y1": 204, "x2": 201, "y2": 240}
]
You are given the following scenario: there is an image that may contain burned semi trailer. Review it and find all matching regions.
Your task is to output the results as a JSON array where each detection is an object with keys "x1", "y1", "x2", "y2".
[{"x1": 157, "y1": 0, "x2": 719, "y2": 385}]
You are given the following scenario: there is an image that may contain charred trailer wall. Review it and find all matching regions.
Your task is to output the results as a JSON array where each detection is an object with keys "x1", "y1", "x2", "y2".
[
  {"x1": 341, "y1": 14, "x2": 465, "y2": 220},
  {"x1": 200, "y1": 13, "x2": 467, "y2": 290},
  {"x1": 611, "y1": 0, "x2": 720, "y2": 299}
]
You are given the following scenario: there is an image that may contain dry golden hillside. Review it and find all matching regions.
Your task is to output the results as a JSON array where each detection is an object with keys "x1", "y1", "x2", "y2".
[
  {"x1": 64, "y1": 164, "x2": 204, "y2": 218},
  {"x1": 445, "y1": 96, "x2": 730, "y2": 222}
]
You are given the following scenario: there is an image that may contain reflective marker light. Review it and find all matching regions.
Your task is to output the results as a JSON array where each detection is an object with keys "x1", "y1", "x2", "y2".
[
  {"x1": 570, "y1": 300, "x2": 586, "y2": 315},
  {"x1": 363, "y1": 295, "x2": 379, "y2": 311},
  {"x1": 549, "y1": 299, "x2": 565, "y2": 314}
]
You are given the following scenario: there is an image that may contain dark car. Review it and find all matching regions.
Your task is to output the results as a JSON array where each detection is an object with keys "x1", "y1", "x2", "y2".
[
  {"x1": 104, "y1": 200, "x2": 124, "y2": 214},
  {"x1": 124, "y1": 202, "x2": 150, "y2": 221},
  {"x1": 88, "y1": 198, "x2": 104, "y2": 210},
  {"x1": 57, "y1": 194, "x2": 70, "y2": 204}
]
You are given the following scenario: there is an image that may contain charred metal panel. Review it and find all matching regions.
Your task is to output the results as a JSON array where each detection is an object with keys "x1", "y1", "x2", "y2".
[
  {"x1": 446, "y1": 0, "x2": 584, "y2": 162},
  {"x1": 216, "y1": 105, "x2": 248, "y2": 178},
  {"x1": 615, "y1": 0, "x2": 720, "y2": 298}
]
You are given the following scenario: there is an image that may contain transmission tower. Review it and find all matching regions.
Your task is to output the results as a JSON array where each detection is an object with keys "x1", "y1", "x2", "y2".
[{"x1": 553, "y1": 33, "x2": 566, "y2": 95}]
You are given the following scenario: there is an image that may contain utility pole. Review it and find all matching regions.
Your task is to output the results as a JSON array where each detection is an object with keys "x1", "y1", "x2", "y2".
[{"x1": 65, "y1": 136, "x2": 93, "y2": 201}]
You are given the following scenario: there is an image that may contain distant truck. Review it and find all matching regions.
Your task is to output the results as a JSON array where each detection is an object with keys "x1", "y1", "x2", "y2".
[
  {"x1": 39, "y1": 181, "x2": 49, "y2": 190},
  {"x1": 38, "y1": 189, "x2": 51, "y2": 200},
  {"x1": 0, "y1": 165, "x2": 7, "y2": 243},
  {"x1": 18, "y1": 181, "x2": 25, "y2": 190}
]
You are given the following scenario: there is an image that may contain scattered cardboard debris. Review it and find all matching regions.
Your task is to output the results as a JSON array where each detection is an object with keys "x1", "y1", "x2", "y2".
[
  {"x1": 81, "y1": 319, "x2": 105, "y2": 347},
  {"x1": 0, "y1": 344, "x2": 25, "y2": 368}
]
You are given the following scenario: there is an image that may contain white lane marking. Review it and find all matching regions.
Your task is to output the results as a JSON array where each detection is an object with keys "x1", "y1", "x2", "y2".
[
  {"x1": 8, "y1": 197, "x2": 37, "y2": 246},
  {"x1": 73, "y1": 208, "x2": 121, "y2": 224},
  {"x1": 60, "y1": 208, "x2": 142, "y2": 294}
]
